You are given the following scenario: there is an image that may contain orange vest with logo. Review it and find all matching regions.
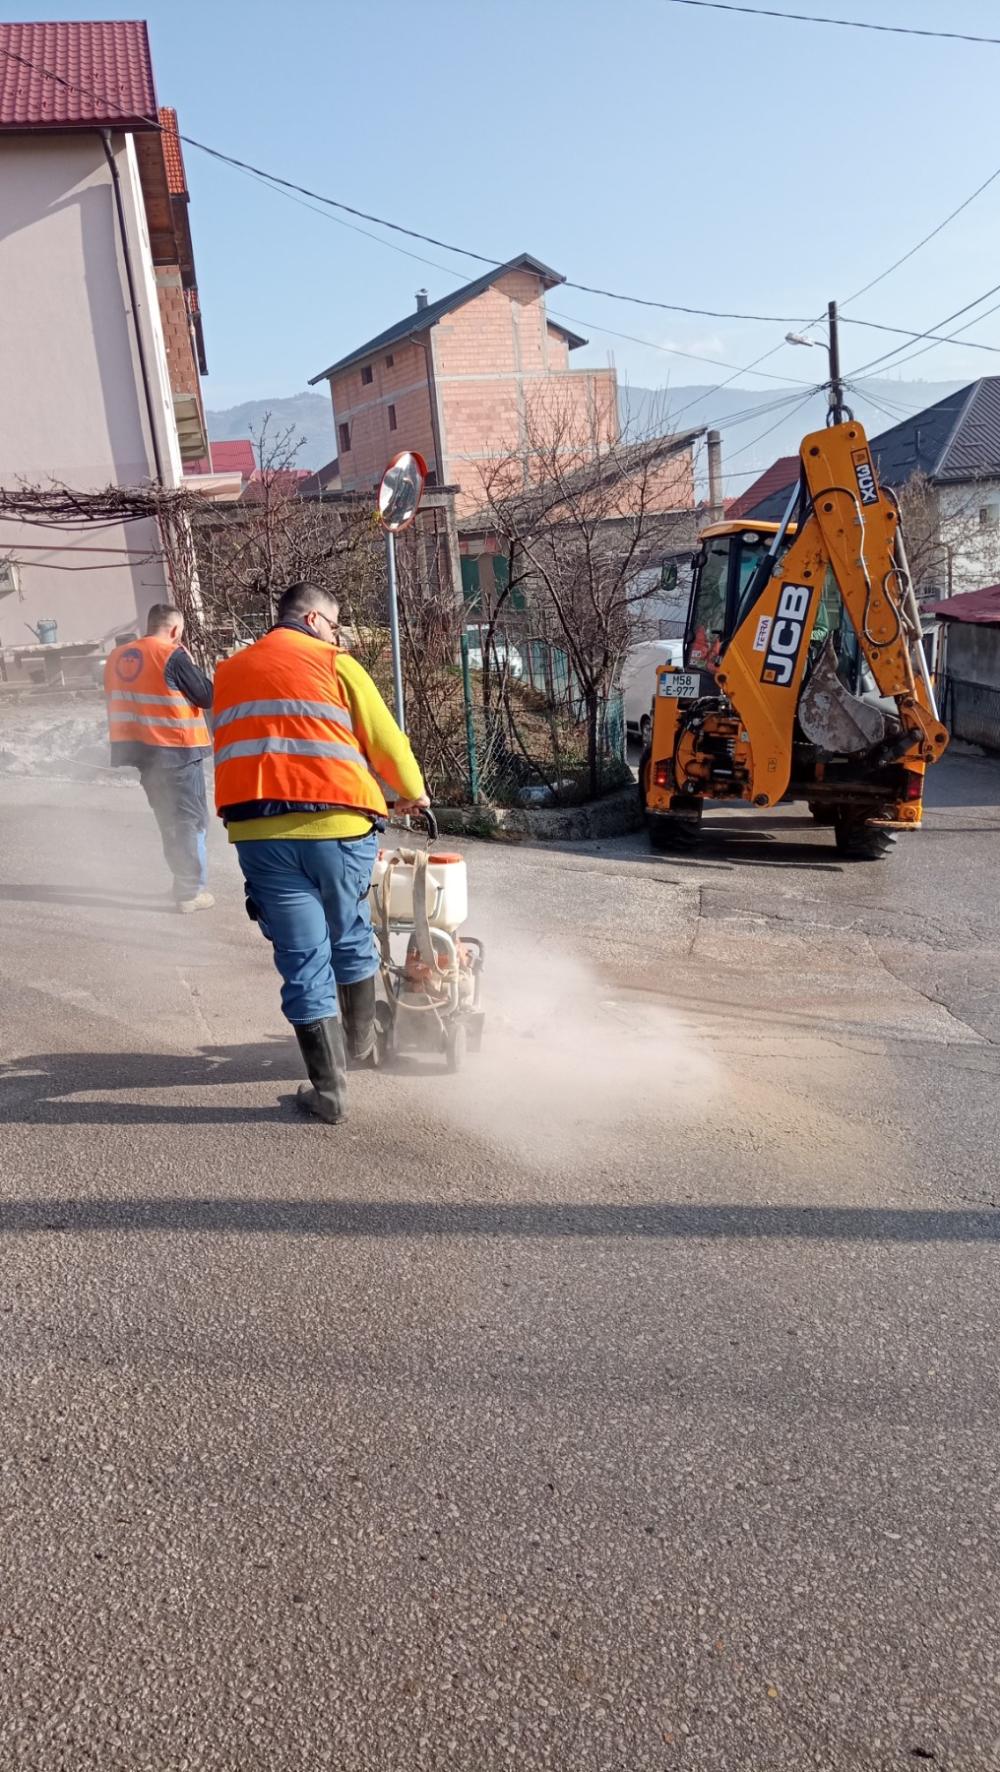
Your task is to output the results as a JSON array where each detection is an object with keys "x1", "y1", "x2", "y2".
[
  {"x1": 105, "y1": 636, "x2": 210, "y2": 748},
  {"x1": 212, "y1": 626, "x2": 388, "y2": 818}
]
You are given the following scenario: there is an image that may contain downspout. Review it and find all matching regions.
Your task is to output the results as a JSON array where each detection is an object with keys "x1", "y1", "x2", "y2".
[{"x1": 101, "y1": 129, "x2": 165, "y2": 485}]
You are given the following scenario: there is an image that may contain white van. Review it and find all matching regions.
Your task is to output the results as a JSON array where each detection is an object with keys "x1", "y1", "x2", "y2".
[{"x1": 621, "y1": 638, "x2": 684, "y2": 745}]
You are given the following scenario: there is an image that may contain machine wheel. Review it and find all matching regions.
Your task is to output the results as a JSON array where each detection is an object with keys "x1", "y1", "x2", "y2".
[
  {"x1": 807, "y1": 801, "x2": 838, "y2": 826},
  {"x1": 637, "y1": 746, "x2": 652, "y2": 814},
  {"x1": 648, "y1": 810, "x2": 702, "y2": 853},
  {"x1": 374, "y1": 1000, "x2": 396, "y2": 1061},
  {"x1": 833, "y1": 816, "x2": 897, "y2": 861},
  {"x1": 445, "y1": 1020, "x2": 467, "y2": 1073},
  {"x1": 639, "y1": 713, "x2": 652, "y2": 748}
]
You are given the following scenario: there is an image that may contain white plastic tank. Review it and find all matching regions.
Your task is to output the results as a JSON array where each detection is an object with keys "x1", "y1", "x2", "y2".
[{"x1": 370, "y1": 849, "x2": 468, "y2": 932}]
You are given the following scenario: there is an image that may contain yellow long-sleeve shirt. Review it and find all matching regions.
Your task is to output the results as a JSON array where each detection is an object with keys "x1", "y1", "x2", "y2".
[{"x1": 226, "y1": 650, "x2": 425, "y2": 843}]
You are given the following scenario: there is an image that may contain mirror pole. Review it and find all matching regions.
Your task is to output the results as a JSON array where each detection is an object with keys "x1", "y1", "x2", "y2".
[{"x1": 386, "y1": 527, "x2": 406, "y2": 732}]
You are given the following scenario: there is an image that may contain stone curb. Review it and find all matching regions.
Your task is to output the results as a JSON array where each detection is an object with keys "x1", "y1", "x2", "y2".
[{"x1": 435, "y1": 785, "x2": 642, "y2": 845}]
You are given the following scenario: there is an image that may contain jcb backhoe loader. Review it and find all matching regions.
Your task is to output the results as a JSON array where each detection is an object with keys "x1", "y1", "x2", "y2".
[{"x1": 639, "y1": 417, "x2": 949, "y2": 860}]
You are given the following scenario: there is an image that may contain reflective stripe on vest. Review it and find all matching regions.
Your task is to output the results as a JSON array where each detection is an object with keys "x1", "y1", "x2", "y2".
[
  {"x1": 104, "y1": 636, "x2": 209, "y2": 749},
  {"x1": 212, "y1": 627, "x2": 388, "y2": 818}
]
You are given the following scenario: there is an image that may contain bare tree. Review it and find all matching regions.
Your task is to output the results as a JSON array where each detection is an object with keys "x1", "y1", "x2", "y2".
[
  {"x1": 193, "y1": 415, "x2": 384, "y2": 652},
  {"x1": 476, "y1": 388, "x2": 696, "y2": 795},
  {"x1": 895, "y1": 469, "x2": 1000, "y2": 602}
]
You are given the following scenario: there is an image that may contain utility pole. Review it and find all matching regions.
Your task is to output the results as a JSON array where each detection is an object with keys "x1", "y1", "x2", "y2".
[{"x1": 827, "y1": 299, "x2": 845, "y2": 425}]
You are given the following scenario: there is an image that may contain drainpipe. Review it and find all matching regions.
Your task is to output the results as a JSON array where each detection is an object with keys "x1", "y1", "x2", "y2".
[{"x1": 101, "y1": 130, "x2": 165, "y2": 485}]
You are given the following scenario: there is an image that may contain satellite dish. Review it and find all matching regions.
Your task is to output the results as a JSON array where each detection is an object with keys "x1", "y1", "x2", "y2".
[{"x1": 378, "y1": 451, "x2": 428, "y2": 533}]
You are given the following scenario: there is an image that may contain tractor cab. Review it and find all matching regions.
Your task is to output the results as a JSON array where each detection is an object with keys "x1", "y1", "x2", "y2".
[{"x1": 686, "y1": 521, "x2": 864, "y2": 695}]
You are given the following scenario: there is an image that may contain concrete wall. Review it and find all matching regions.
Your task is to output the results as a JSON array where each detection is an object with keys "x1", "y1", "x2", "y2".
[
  {"x1": 942, "y1": 622, "x2": 1000, "y2": 749},
  {"x1": 944, "y1": 621, "x2": 1000, "y2": 690},
  {"x1": 0, "y1": 130, "x2": 178, "y2": 645}
]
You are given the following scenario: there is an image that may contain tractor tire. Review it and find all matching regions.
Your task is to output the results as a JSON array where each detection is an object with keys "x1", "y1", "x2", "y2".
[
  {"x1": 648, "y1": 811, "x2": 702, "y2": 854},
  {"x1": 639, "y1": 713, "x2": 652, "y2": 748},
  {"x1": 638, "y1": 746, "x2": 652, "y2": 814},
  {"x1": 833, "y1": 816, "x2": 897, "y2": 861},
  {"x1": 807, "y1": 801, "x2": 838, "y2": 826}
]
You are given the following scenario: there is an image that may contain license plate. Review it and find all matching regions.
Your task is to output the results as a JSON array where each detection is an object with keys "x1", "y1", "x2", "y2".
[{"x1": 658, "y1": 671, "x2": 700, "y2": 699}]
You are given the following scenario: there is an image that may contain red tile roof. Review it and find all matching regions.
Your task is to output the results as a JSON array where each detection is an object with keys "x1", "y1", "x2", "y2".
[
  {"x1": 158, "y1": 105, "x2": 186, "y2": 196},
  {"x1": 927, "y1": 585, "x2": 1000, "y2": 626},
  {"x1": 184, "y1": 440, "x2": 257, "y2": 479},
  {"x1": 0, "y1": 20, "x2": 157, "y2": 131},
  {"x1": 727, "y1": 456, "x2": 798, "y2": 521},
  {"x1": 211, "y1": 440, "x2": 257, "y2": 477}
]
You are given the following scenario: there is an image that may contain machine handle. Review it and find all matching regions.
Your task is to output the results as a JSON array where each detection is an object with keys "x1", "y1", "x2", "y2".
[{"x1": 387, "y1": 805, "x2": 439, "y2": 842}]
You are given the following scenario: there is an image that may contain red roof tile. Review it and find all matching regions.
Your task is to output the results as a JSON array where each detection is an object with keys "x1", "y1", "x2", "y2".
[
  {"x1": 927, "y1": 585, "x2": 1000, "y2": 625},
  {"x1": 0, "y1": 20, "x2": 157, "y2": 131},
  {"x1": 184, "y1": 440, "x2": 257, "y2": 480},
  {"x1": 211, "y1": 440, "x2": 256, "y2": 477},
  {"x1": 727, "y1": 456, "x2": 798, "y2": 521},
  {"x1": 158, "y1": 105, "x2": 186, "y2": 195}
]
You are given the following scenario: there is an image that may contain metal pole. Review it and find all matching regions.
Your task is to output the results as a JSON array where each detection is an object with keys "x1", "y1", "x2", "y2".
[
  {"x1": 827, "y1": 299, "x2": 845, "y2": 425},
  {"x1": 385, "y1": 528, "x2": 405, "y2": 731},
  {"x1": 459, "y1": 629, "x2": 481, "y2": 802}
]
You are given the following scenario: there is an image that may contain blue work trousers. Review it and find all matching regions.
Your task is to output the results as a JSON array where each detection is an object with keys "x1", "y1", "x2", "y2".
[
  {"x1": 235, "y1": 833, "x2": 379, "y2": 1026},
  {"x1": 139, "y1": 753, "x2": 208, "y2": 902}
]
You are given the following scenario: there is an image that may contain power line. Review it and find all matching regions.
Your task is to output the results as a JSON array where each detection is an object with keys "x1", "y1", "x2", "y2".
[
  {"x1": 662, "y1": 0, "x2": 1000, "y2": 48},
  {"x1": 845, "y1": 281, "x2": 1000, "y2": 378},
  {"x1": 546, "y1": 307, "x2": 816, "y2": 386},
  {"x1": 8, "y1": 35, "x2": 1000, "y2": 359}
]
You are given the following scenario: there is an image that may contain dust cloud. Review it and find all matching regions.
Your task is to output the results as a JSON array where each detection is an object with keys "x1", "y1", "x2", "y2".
[{"x1": 426, "y1": 922, "x2": 719, "y2": 1169}]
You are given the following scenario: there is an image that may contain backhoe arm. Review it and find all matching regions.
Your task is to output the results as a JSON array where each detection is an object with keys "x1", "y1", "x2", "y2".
[{"x1": 715, "y1": 419, "x2": 949, "y2": 807}]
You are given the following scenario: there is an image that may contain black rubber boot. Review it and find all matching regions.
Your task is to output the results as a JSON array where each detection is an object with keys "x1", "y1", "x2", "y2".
[
  {"x1": 293, "y1": 1017, "x2": 348, "y2": 1124},
  {"x1": 337, "y1": 976, "x2": 379, "y2": 1067}
]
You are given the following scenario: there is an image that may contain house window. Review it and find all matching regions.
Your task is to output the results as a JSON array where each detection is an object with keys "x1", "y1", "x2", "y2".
[
  {"x1": 980, "y1": 502, "x2": 999, "y2": 529},
  {"x1": 361, "y1": 365, "x2": 373, "y2": 386},
  {"x1": 388, "y1": 403, "x2": 398, "y2": 432},
  {"x1": 338, "y1": 421, "x2": 351, "y2": 454},
  {"x1": 385, "y1": 353, "x2": 395, "y2": 368}
]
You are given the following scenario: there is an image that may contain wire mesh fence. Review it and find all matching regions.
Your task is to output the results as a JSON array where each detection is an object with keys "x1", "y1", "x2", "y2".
[{"x1": 940, "y1": 674, "x2": 1000, "y2": 753}]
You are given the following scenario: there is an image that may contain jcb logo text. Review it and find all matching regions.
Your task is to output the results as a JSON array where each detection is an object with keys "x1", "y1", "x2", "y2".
[{"x1": 761, "y1": 583, "x2": 811, "y2": 686}]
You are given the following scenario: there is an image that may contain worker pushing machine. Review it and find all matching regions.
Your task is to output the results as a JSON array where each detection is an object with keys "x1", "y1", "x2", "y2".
[
  {"x1": 104, "y1": 603, "x2": 214, "y2": 912},
  {"x1": 212, "y1": 580, "x2": 429, "y2": 1124}
]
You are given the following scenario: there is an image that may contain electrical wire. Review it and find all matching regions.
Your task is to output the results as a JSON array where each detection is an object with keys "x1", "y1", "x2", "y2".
[
  {"x1": 845, "y1": 281, "x2": 1000, "y2": 378},
  {"x1": 662, "y1": 0, "x2": 1000, "y2": 48},
  {"x1": 546, "y1": 307, "x2": 816, "y2": 386},
  {"x1": 6, "y1": 36, "x2": 1000, "y2": 355}
]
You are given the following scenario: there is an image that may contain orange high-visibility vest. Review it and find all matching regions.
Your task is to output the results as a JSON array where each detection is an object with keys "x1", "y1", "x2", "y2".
[
  {"x1": 105, "y1": 636, "x2": 210, "y2": 748},
  {"x1": 212, "y1": 626, "x2": 388, "y2": 817}
]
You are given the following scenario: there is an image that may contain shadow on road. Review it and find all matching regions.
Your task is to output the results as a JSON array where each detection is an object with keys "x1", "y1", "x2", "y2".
[
  {"x1": 0, "y1": 884, "x2": 171, "y2": 913},
  {"x1": 0, "y1": 1040, "x2": 302, "y2": 1122},
  {"x1": 0, "y1": 1198, "x2": 995, "y2": 1241}
]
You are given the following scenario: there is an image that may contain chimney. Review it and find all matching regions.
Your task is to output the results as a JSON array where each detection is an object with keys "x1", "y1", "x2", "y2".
[
  {"x1": 416, "y1": 288, "x2": 429, "y2": 311},
  {"x1": 707, "y1": 429, "x2": 723, "y2": 522}
]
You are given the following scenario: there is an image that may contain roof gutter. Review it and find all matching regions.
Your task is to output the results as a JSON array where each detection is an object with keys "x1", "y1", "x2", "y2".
[{"x1": 101, "y1": 129, "x2": 165, "y2": 484}]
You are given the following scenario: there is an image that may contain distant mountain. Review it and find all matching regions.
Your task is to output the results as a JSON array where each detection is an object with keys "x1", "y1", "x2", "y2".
[
  {"x1": 620, "y1": 378, "x2": 968, "y2": 495},
  {"x1": 206, "y1": 376, "x2": 969, "y2": 485},
  {"x1": 206, "y1": 391, "x2": 335, "y2": 471}
]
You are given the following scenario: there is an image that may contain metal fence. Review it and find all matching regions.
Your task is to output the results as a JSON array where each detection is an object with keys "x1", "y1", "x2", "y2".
[
  {"x1": 940, "y1": 674, "x2": 1000, "y2": 753},
  {"x1": 454, "y1": 620, "x2": 628, "y2": 809}
]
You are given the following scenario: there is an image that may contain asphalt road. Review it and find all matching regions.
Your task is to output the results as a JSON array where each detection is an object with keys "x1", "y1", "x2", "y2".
[{"x1": 0, "y1": 753, "x2": 998, "y2": 1771}]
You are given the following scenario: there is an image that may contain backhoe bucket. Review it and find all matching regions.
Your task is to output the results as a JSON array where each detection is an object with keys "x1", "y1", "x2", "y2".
[{"x1": 797, "y1": 636, "x2": 890, "y2": 756}]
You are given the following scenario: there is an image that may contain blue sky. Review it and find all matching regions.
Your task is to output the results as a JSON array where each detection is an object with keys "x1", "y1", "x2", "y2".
[{"x1": 8, "y1": 0, "x2": 1000, "y2": 409}]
